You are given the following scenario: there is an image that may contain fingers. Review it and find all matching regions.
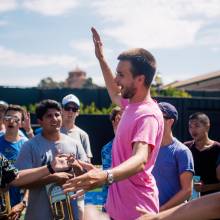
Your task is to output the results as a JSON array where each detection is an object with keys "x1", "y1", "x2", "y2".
[
  {"x1": 25, "y1": 112, "x2": 30, "y2": 120},
  {"x1": 65, "y1": 172, "x2": 74, "y2": 178},
  {"x1": 91, "y1": 27, "x2": 101, "y2": 41},
  {"x1": 62, "y1": 174, "x2": 90, "y2": 193},
  {"x1": 91, "y1": 27, "x2": 103, "y2": 46},
  {"x1": 77, "y1": 160, "x2": 95, "y2": 171},
  {"x1": 63, "y1": 184, "x2": 76, "y2": 194},
  {"x1": 56, "y1": 172, "x2": 73, "y2": 178},
  {"x1": 8, "y1": 211, "x2": 21, "y2": 220},
  {"x1": 69, "y1": 189, "x2": 85, "y2": 199}
]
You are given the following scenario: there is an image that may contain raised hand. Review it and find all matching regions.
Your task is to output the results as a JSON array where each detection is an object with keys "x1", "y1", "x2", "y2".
[
  {"x1": 67, "y1": 156, "x2": 95, "y2": 174},
  {"x1": 67, "y1": 155, "x2": 86, "y2": 176},
  {"x1": 22, "y1": 111, "x2": 34, "y2": 137},
  {"x1": 91, "y1": 27, "x2": 104, "y2": 60}
]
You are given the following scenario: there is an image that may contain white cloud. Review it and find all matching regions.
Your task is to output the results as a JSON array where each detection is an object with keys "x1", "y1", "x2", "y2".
[
  {"x1": 69, "y1": 38, "x2": 114, "y2": 61},
  {"x1": 196, "y1": 27, "x2": 220, "y2": 46},
  {"x1": 22, "y1": 0, "x2": 79, "y2": 16},
  {"x1": 70, "y1": 39, "x2": 94, "y2": 54},
  {"x1": 0, "y1": 0, "x2": 17, "y2": 13},
  {"x1": 91, "y1": 0, "x2": 220, "y2": 49},
  {"x1": 0, "y1": 46, "x2": 96, "y2": 69}
]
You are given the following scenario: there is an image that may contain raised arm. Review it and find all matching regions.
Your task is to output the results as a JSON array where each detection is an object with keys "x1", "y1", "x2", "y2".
[
  {"x1": 91, "y1": 27, "x2": 121, "y2": 106},
  {"x1": 22, "y1": 111, "x2": 34, "y2": 138}
]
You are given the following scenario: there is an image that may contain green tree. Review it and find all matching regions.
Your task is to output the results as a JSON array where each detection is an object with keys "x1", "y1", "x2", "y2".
[{"x1": 38, "y1": 77, "x2": 60, "y2": 89}]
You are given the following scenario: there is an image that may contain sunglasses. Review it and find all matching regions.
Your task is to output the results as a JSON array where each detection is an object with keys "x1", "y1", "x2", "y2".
[
  {"x1": 64, "y1": 106, "x2": 79, "y2": 112},
  {"x1": 4, "y1": 115, "x2": 21, "y2": 123}
]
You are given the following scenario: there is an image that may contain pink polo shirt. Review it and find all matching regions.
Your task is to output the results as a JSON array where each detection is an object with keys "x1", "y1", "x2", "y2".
[{"x1": 105, "y1": 98, "x2": 164, "y2": 220}]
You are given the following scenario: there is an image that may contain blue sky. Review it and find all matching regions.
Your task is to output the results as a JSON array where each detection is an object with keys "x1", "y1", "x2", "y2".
[{"x1": 0, "y1": 0, "x2": 220, "y2": 87}]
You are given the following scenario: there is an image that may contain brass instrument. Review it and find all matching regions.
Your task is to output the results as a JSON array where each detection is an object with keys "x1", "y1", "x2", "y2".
[
  {"x1": 46, "y1": 183, "x2": 75, "y2": 220},
  {"x1": 0, "y1": 191, "x2": 11, "y2": 219}
]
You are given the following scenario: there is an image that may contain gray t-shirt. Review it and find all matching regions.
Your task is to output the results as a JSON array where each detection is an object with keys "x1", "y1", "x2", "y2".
[
  {"x1": 15, "y1": 133, "x2": 87, "y2": 220},
  {"x1": 61, "y1": 126, "x2": 92, "y2": 158}
]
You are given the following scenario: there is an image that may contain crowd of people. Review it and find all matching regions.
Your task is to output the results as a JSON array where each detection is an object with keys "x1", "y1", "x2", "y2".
[{"x1": 0, "y1": 27, "x2": 219, "y2": 220}]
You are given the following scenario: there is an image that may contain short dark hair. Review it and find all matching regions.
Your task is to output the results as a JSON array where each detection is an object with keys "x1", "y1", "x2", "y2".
[
  {"x1": 189, "y1": 112, "x2": 210, "y2": 126},
  {"x1": 109, "y1": 106, "x2": 121, "y2": 122},
  {"x1": 5, "y1": 105, "x2": 25, "y2": 121},
  {"x1": 36, "y1": 99, "x2": 61, "y2": 120},
  {"x1": 117, "y1": 48, "x2": 156, "y2": 87}
]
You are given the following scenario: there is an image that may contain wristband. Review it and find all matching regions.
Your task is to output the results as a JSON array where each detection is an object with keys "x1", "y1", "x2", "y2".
[
  {"x1": 47, "y1": 161, "x2": 55, "y2": 174},
  {"x1": 106, "y1": 169, "x2": 114, "y2": 185}
]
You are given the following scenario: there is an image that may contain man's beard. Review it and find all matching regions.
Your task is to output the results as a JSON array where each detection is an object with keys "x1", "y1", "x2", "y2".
[{"x1": 121, "y1": 84, "x2": 137, "y2": 99}]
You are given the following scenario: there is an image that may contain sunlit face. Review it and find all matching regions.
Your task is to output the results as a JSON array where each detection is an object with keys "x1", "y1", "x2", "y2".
[
  {"x1": 188, "y1": 119, "x2": 209, "y2": 141},
  {"x1": 115, "y1": 60, "x2": 137, "y2": 99},
  {"x1": 38, "y1": 108, "x2": 62, "y2": 133},
  {"x1": 62, "y1": 103, "x2": 79, "y2": 122},
  {"x1": 3, "y1": 110, "x2": 22, "y2": 132}
]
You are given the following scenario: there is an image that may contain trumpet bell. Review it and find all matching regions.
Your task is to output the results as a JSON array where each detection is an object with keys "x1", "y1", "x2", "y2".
[{"x1": 46, "y1": 183, "x2": 76, "y2": 220}]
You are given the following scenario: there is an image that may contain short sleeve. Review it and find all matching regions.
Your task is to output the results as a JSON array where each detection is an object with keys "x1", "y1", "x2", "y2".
[
  {"x1": 81, "y1": 133, "x2": 93, "y2": 158},
  {"x1": 176, "y1": 147, "x2": 194, "y2": 175},
  {"x1": 132, "y1": 115, "x2": 158, "y2": 149},
  {"x1": 75, "y1": 141, "x2": 88, "y2": 162},
  {"x1": 1, "y1": 154, "x2": 18, "y2": 187},
  {"x1": 15, "y1": 141, "x2": 34, "y2": 170}
]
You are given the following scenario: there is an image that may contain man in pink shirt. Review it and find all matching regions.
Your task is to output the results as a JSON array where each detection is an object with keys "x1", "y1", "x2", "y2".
[{"x1": 63, "y1": 27, "x2": 164, "y2": 220}]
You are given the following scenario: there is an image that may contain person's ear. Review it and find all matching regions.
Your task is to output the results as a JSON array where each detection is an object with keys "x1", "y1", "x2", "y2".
[
  {"x1": 76, "y1": 110, "x2": 80, "y2": 117},
  {"x1": 206, "y1": 124, "x2": 210, "y2": 132},
  {"x1": 136, "y1": 75, "x2": 145, "y2": 85},
  {"x1": 169, "y1": 118, "x2": 175, "y2": 127}
]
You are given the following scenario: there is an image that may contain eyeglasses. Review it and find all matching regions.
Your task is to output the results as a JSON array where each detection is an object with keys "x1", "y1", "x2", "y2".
[
  {"x1": 4, "y1": 115, "x2": 20, "y2": 123},
  {"x1": 64, "y1": 106, "x2": 79, "y2": 112}
]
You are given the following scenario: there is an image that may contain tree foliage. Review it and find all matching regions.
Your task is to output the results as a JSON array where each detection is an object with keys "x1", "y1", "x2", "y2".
[
  {"x1": 151, "y1": 87, "x2": 191, "y2": 98},
  {"x1": 38, "y1": 77, "x2": 64, "y2": 89},
  {"x1": 38, "y1": 76, "x2": 100, "y2": 89},
  {"x1": 24, "y1": 102, "x2": 115, "y2": 114}
]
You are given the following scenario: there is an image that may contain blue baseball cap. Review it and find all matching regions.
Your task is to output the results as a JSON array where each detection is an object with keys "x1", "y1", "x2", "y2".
[{"x1": 158, "y1": 102, "x2": 178, "y2": 122}]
